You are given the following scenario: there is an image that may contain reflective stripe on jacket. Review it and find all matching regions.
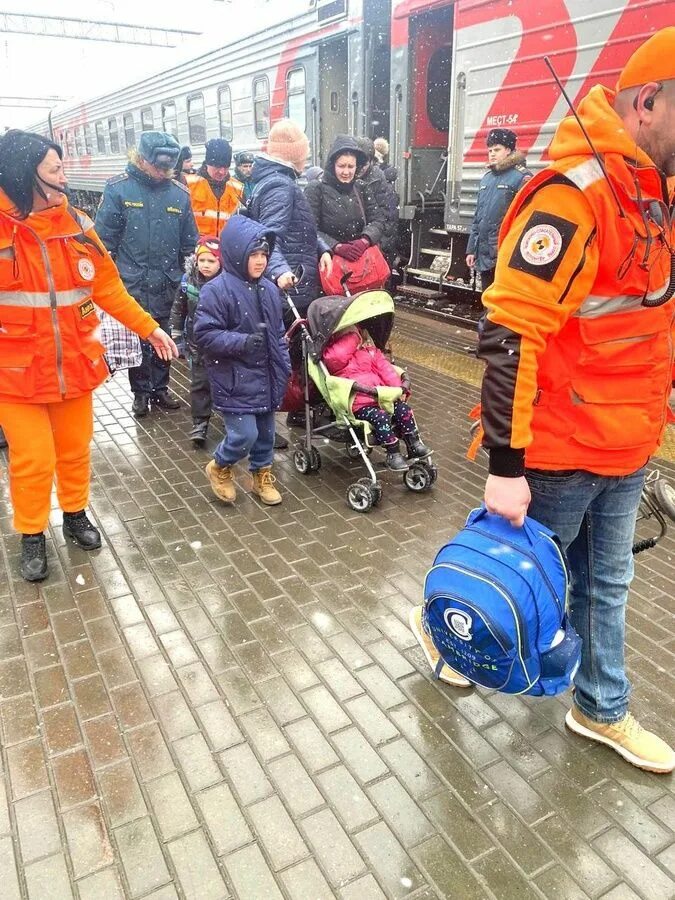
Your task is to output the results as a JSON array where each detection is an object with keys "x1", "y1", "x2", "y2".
[
  {"x1": 0, "y1": 191, "x2": 157, "y2": 404},
  {"x1": 187, "y1": 175, "x2": 244, "y2": 238},
  {"x1": 478, "y1": 85, "x2": 675, "y2": 477}
]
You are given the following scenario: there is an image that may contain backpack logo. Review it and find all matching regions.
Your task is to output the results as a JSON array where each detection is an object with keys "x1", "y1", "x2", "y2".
[{"x1": 444, "y1": 608, "x2": 472, "y2": 641}]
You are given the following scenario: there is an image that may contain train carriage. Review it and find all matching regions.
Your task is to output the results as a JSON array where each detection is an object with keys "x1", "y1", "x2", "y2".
[{"x1": 29, "y1": 0, "x2": 674, "y2": 320}]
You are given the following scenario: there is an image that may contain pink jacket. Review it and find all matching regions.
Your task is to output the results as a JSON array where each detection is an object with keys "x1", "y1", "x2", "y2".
[{"x1": 323, "y1": 330, "x2": 402, "y2": 411}]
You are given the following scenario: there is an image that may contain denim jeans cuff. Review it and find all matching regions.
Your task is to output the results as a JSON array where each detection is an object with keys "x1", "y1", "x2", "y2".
[{"x1": 573, "y1": 699, "x2": 628, "y2": 725}]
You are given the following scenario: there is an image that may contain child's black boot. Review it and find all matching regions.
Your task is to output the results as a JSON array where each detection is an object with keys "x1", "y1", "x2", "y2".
[
  {"x1": 402, "y1": 432, "x2": 432, "y2": 459},
  {"x1": 385, "y1": 440, "x2": 410, "y2": 471},
  {"x1": 190, "y1": 418, "x2": 209, "y2": 447}
]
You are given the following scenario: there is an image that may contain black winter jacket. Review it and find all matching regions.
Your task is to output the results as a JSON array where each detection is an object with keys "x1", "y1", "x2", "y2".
[
  {"x1": 359, "y1": 164, "x2": 399, "y2": 257},
  {"x1": 95, "y1": 164, "x2": 198, "y2": 318},
  {"x1": 247, "y1": 155, "x2": 328, "y2": 316},
  {"x1": 304, "y1": 135, "x2": 384, "y2": 250}
]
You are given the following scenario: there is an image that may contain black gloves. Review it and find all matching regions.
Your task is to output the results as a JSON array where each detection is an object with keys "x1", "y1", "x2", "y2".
[{"x1": 245, "y1": 333, "x2": 264, "y2": 352}]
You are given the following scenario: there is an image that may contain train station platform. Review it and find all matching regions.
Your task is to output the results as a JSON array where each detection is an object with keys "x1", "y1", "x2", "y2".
[{"x1": 0, "y1": 313, "x2": 673, "y2": 900}]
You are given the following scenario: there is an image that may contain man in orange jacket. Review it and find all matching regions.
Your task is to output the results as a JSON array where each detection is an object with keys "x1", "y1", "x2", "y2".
[
  {"x1": 187, "y1": 138, "x2": 244, "y2": 237},
  {"x1": 0, "y1": 130, "x2": 176, "y2": 582},
  {"x1": 470, "y1": 31, "x2": 674, "y2": 771}
]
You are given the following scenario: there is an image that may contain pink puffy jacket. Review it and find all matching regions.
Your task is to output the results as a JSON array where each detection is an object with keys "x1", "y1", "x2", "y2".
[{"x1": 322, "y1": 330, "x2": 402, "y2": 412}]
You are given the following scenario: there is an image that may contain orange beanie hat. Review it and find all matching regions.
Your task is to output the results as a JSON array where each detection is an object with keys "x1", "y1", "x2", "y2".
[
  {"x1": 267, "y1": 119, "x2": 310, "y2": 173},
  {"x1": 616, "y1": 27, "x2": 675, "y2": 92}
]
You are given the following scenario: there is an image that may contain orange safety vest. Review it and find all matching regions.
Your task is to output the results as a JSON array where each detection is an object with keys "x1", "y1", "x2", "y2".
[
  {"x1": 479, "y1": 86, "x2": 675, "y2": 476},
  {"x1": 0, "y1": 191, "x2": 157, "y2": 404},
  {"x1": 187, "y1": 174, "x2": 244, "y2": 238}
]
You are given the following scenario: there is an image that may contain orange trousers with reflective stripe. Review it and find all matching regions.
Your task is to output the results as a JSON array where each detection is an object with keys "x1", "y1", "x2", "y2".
[{"x1": 0, "y1": 393, "x2": 93, "y2": 534}]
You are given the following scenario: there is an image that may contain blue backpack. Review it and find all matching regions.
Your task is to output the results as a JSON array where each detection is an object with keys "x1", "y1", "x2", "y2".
[{"x1": 423, "y1": 508, "x2": 581, "y2": 696}]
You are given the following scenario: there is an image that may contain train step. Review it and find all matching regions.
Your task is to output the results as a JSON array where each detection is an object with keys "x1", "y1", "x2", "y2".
[
  {"x1": 420, "y1": 247, "x2": 452, "y2": 257},
  {"x1": 429, "y1": 228, "x2": 449, "y2": 236},
  {"x1": 397, "y1": 283, "x2": 444, "y2": 299}
]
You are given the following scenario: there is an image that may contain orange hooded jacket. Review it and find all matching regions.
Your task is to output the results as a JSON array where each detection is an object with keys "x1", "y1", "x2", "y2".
[
  {"x1": 0, "y1": 191, "x2": 158, "y2": 404},
  {"x1": 477, "y1": 85, "x2": 675, "y2": 478}
]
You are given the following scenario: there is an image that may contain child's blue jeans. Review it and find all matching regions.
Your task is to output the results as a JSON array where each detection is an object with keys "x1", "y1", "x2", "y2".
[{"x1": 214, "y1": 412, "x2": 276, "y2": 470}]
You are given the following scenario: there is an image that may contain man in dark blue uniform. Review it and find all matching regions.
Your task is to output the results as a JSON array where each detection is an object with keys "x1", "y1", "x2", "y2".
[{"x1": 96, "y1": 131, "x2": 198, "y2": 417}]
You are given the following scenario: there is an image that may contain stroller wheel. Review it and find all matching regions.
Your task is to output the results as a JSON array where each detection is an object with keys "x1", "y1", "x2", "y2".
[
  {"x1": 653, "y1": 477, "x2": 675, "y2": 522},
  {"x1": 309, "y1": 447, "x2": 322, "y2": 472},
  {"x1": 358, "y1": 477, "x2": 382, "y2": 505},
  {"x1": 293, "y1": 448, "x2": 312, "y2": 475},
  {"x1": 404, "y1": 462, "x2": 434, "y2": 493},
  {"x1": 347, "y1": 482, "x2": 375, "y2": 512}
]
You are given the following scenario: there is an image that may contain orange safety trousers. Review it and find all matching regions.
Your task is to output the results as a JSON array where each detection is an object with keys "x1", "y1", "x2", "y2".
[{"x1": 0, "y1": 393, "x2": 93, "y2": 534}]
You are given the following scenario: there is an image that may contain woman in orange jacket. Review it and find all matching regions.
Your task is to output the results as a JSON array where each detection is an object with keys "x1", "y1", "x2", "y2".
[{"x1": 0, "y1": 130, "x2": 177, "y2": 582}]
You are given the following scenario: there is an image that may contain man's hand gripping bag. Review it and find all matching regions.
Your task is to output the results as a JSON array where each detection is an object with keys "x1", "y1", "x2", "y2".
[{"x1": 423, "y1": 508, "x2": 581, "y2": 695}]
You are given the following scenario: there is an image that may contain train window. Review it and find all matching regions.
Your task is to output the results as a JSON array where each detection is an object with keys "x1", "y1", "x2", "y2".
[
  {"x1": 286, "y1": 68, "x2": 306, "y2": 131},
  {"x1": 218, "y1": 86, "x2": 233, "y2": 141},
  {"x1": 162, "y1": 102, "x2": 178, "y2": 138},
  {"x1": 84, "y1": 125, "x2": 94, "y2": 156},
  {"x1": 96, "y1": 122, "x2": 106, "y2": 154},
  {"x1": 253, "y1": 76, "x2": 270, "y2": 139},
  {"x1": 108, "y1": 117, "x2": 120, "y2": 154},
  {"x1": 141, "y1": 107, "x2": 154, "y2": 132},
  {"x1": 75, "y1": 127, "x2": 85, "y2": 157},
  {"x1": 188, "y1": 93, "x2": 206, "y2": 144},
  {"x1": 123, "y1": 113, "x2": 136, "y2": 148},
  {"x1": 426, "y1": 45, "x2": 451, "y2": 133}
]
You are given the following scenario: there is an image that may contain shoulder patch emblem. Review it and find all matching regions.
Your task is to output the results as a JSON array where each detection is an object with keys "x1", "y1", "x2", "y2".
[
  {"x1": 123, "y1": 200, "x2": 144, "y2": 208},
  {"x1": 166, "y1": 206, "x2": 181, "y2": 214},
  {"x1": 78, "y1": 258, "x2": 95, "y2": 281},
  {"x1": 509, "y1": 211, "x2": 578, "y2": 282}
]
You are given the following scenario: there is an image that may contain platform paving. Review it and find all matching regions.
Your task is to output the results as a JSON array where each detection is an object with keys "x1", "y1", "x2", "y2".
[{"x1": 0, "y1": 319, "x2": 673, "y2": 900}]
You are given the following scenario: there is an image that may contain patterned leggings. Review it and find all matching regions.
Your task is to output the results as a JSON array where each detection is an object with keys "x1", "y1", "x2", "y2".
[{"x1": 354, "y1": 400, "x2": 416, "y2": 447}]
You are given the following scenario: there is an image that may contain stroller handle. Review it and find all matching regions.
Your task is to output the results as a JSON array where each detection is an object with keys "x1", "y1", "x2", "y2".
[{"x1": 285, "y1": 318, "x2": 308, "y2": 341}]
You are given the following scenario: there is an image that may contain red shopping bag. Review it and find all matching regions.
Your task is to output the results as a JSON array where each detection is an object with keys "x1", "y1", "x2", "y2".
[{"x1": 320, "y1": 245, "x2": 390, "y2": 295}]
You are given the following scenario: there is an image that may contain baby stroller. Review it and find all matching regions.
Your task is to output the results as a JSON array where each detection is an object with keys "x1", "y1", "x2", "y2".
[{"x1": 285, "y1": 286, "x2": 437, "y2": 512}]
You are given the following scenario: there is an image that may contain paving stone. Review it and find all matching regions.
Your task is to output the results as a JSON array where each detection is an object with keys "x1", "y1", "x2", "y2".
[
  {"x1": 8, "y1": 741, "x2": 50, "y2": 800},
  {"x1": 285, "y1": 717, "x2": 340, "y2": 773},
  {"x1": 354, "y1": 821, "x2": 425, "y2": 897},
  {"x1": 478, "y1": 801, "x2": 553, "y2": 877},
  {"x1": 43, "y1": 705, "x2": 83, "y2": 757},
  {"x1": 126, "y1": 723, "x2": 175, "y2": 782},
  {"x1": 14, "y1": 791, "x2": 61, "y2": 864},
  {"x1": 330, "y1": 727, "x2": 389, "y2": 785},
  {"x1": 195, "y1": 782, "x2": 252, "y2": 856},
  {"x1": 266, "y1": 754, "x2": 325, "y2": 818},
  {"x1": 473, "y1": 848, "x2": 543, "y2": 900},
  {"x1": 61, "y1": 802, "x2": 114, "y2": 879},
  {"x1": 533, "y1": 865, "x2": 592, "y2": 900},
  {"x1": 380, "y1": 737, "x2": 442, "y2": 800},
  {"x1": 317, "y1": 765, "x2": 379, "y2": 832},
  {"x1": 225, "y1": 844, "x2": 284, "y2": 900},
  {"x1": 98, "y1": 759, "x2": 147, "y2": 827},
  {"x1": 219, "y1": 743, "x2": 273, "y2": 805},
  {"x1": 281, "y1": 858, "x2": 334, "y2": 900},
  {"x1": 299, "y1": 808, "x2": 367, "y2": 886},
  {"x1": 412, "y1": 834, "x2": 486, "y2": 900},
  {"x1": 167, "y1": 829, "x2": 229, "y2": 900},
  {"x1": 146, "y1": 772, "x2": 199, "y2": 841},
  {"x1": 195, "y1": 699, "x2": 243, "y2": 751},
  {"x1": 257, "y1": 676, "x2": 307, "y2": 725},
  {"x1": 248, "y1": 795, "x2": 308, "y2": 870},
  {"x1": 238, "y1": 708, "x2": 289, "y2": 762},
  {"x1": 75, "y1": 867, "x2": 126, "y2": 900},
  {"x1": 0, "y1": 836, "x2": 21, "y2": 900},
  {"x1": 422, "y1": 791, "x2": 495, "y2": 862},
  {"x1": 339, "y1": 873, "x2": 389, "y2": 900},
  {"x1": 24, "y1": 853, "x2": 74, "y2": 900},
  {"x1": 593, "y1": 829, "x2": 675, "y2": 900},
  {"x1": 345, "y1": 695, "x2": 399, "y2": 746},
  {"x1": 589, "y1": 783, "x2": 672, "y2": 853},
  {"x1": 115, "y1": 817, "x2": 171, "y2": 897}
]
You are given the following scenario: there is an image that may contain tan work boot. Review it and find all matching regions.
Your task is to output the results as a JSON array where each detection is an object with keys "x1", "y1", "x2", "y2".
[
  {"x1": 565, "y1": 705, "x2": 675, "y2": 773},
  {"x1": 251, "y1": 466, "x2": 282, "y2": 505},
  {"x1": 205, "y1": 460, "x2": 236, "y2": 503},
  {"x1": 408, "y1": 606, "x2": 471, "y2": 687}
]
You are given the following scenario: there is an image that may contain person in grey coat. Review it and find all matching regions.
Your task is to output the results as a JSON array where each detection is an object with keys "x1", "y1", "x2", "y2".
[{"x1": 466, "y1": 128, "x2": 531, "y2": 296}]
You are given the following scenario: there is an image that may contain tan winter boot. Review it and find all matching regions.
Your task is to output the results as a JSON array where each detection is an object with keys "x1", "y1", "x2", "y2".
[
  {"x1": 251, "y1": 466, "x2": 282, "y2": 505},
  {"x1": 205, "y1": 460, "x2": 236, "y2": 503}
]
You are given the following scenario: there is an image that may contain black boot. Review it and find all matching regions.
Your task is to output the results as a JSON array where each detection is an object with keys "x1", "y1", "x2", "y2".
[
  {"x1": 20, "y1": 533, "x2": 48, "y2": 582},
  {"x1": 385, "y1": 441, "x2": 410, "y2": 471},
  {"x1": 152, "y1": 391, "x2": 180, "y2": 410},
  {"x1": 189, "y1": 419, "x2": 209, "y2": 447},
  {"x1": 286, "y1": 411, "x2": 306, "y2": 428},
  {"x1": 0, "y1": 426, "x2": 6, "y2": 449},
  {"x1": 403, "y1": 432, "x2": 432, "y2": 459},
  {"x1": 63, "y1": 510, "x2": 102, "y2": 550},
  {"x1": 274, "y1": 431, "x2": 288, "y2": 449},
  {"x1": 132, "y1": 393, "x2": 150, "y2": 418}
]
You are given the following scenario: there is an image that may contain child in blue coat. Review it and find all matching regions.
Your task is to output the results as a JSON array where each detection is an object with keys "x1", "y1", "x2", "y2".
[{"x1": 193, "y1": 217, "x2": 291, "y2": 505}]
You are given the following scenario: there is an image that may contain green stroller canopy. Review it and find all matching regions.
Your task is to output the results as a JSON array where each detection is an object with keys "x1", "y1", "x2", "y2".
[{"x1": 307, "y1": 290, "x2": 395, "y2": 358}]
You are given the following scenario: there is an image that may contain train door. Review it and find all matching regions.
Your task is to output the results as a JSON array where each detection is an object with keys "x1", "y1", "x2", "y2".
[{"x1": 318, "y1": 37, "x2": 349, "y2": 155}]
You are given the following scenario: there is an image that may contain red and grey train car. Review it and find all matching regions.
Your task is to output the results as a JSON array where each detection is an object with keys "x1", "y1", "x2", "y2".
[{"x1": 30, "y1": 0, "x2": 674, "y2": 316}]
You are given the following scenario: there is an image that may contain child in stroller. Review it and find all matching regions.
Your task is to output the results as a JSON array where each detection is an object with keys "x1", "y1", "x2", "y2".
[{"x1": 323, "y1": 325, "x2": 431, "y2": 470}]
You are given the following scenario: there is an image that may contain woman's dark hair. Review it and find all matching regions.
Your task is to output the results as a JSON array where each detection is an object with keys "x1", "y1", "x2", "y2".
[
  {"x1": 174, "y1": 145, "x2": 192, "y2": 177},
  {"x1": 0, "y1": 129, "x2": 63, "y2": 218}
]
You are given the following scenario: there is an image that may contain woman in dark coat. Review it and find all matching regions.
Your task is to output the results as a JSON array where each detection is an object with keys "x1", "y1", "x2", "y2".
[
  {"x1": 247, "y1": 119, "x2": 331, "y2": 322},
  {"x1": 304, "y1": 135, "x2": 384, "y2": 264}
]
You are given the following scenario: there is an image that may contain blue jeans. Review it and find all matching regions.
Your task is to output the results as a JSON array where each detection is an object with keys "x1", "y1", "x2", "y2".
[
  {"x1": 526, "y1": 467, "x2": 645, "y2": 723},
  {"x1": 214, "y1": 412, "x2": 275, "y2": 471}
]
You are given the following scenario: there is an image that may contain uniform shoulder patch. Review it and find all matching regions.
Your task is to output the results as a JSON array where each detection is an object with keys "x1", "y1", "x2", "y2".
[
  {"x1": 172, "y1": 178, "x2": 190, "y2": 194},
  {"x1": 508, "y1": 210, "x2": 578, "y2": 282},
  {"x1": 108, "y1": 173, "x2": 128, "y2": 186}
]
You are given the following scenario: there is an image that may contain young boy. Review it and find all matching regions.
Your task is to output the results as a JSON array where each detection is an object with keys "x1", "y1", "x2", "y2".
[
  {"x1": 170, "y1": 237, "x2": 222, "y2": 447},
  {"x1": 193, "y1": 217, "x2": 291, "y2": 505}
]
